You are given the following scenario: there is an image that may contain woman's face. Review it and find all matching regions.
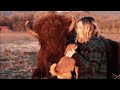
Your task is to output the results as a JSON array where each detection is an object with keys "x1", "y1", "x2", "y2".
[
  {"x1": 76, "y1": 21, "x2": 93, "y2": 43},
  {"x1": 76, "y1": 21, "x2": 84, "y2": 38}
]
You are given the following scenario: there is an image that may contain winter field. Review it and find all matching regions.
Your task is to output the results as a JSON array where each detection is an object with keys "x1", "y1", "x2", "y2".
[
  {"x1": 0, "y1": 32, "x2": 120, "y2": 79},
  {"x1": 0, "y1": 32, "x2": 40, "y2": 79}
]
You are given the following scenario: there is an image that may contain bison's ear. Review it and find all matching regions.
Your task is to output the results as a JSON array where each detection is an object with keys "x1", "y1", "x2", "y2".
[
  {"x1": 25, "y1": 21, "x2": 39, "y2": 39},
  {"x1": 69, "y1": 15, "x2": 76, "y2": 32}
]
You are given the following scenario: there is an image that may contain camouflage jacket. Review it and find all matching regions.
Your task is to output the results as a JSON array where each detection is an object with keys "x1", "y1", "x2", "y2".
[{"x1": 72, "y1": 36, "x2": 108, "y2": 79}]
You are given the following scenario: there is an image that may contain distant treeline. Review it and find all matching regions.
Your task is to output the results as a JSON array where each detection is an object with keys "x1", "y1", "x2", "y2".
[{"x1": 0, "y1": 11, "x2": 120, "y2": 33}]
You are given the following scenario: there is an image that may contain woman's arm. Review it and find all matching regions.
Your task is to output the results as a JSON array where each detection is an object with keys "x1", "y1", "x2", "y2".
[
  {"x1": 72, "y1": 50, "x2": 102, "y2": 73},
  {"x1": 71, "y1": 40, "x2": 107, "y2": 78}
]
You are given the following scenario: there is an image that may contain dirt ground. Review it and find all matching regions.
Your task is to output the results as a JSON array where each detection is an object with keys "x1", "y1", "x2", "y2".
[{"x1": 0, "y1": 32, "x2": 120, "y2": 79}]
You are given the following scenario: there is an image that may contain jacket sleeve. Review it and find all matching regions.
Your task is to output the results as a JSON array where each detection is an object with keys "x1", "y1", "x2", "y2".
[{"x1": 71, "y1": 44, "x2": 104, "y2": 75}]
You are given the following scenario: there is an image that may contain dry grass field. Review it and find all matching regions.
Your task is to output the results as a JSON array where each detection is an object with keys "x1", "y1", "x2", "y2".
[
  {"x1": 0, "y1": 32, "x2": 120, "y2": 79},
  {"x1": 100, "y1": 33, "x2": 120, "y2": 42},
  {"x1": 0, "y1": 32, "x2": 39, "y2": 79}
]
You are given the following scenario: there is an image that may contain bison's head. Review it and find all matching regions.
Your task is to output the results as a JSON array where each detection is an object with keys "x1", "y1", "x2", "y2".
[
  {"x1": 25, "y1": 13, "x2": 76, "y2": 64},
  {"x1": 25, "y1": 13, "x2": 76, "y2": 44}
]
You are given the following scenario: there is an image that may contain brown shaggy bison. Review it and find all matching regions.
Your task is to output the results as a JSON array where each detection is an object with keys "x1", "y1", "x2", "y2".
[{"x1": 25, "y1": 13, "x2": 76, "y2": 79}]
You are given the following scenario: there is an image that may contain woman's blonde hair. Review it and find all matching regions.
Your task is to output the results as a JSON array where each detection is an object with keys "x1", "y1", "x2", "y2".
[{"x1": 75, "y1": 16, "x2": 99, "y2": 43}]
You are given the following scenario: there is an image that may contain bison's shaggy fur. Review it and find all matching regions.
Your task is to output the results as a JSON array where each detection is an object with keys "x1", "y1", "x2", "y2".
[{"x1": 30, "y1": 13, "x2": 76, "y2": 79}]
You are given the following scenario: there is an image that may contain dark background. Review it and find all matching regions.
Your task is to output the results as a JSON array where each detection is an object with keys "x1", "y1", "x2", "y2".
[{"x1": 0, "y1": 0, "x2": 120, "y2": 11}]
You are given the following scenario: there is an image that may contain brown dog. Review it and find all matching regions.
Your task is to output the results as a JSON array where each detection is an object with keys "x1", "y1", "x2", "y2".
[{"x1": 49, "y1": 44, "x2": 79, "y2": 79}]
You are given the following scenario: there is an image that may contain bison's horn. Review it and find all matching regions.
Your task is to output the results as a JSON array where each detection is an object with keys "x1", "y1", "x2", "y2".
[
  {"x1": 25, "y1": 21, "x2": 39, "y2": 39},
  {"x1": 69, "y1": 15, "x2": 76, "y2": 32}
]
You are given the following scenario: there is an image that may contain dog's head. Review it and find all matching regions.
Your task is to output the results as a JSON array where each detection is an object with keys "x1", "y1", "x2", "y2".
[{"x1": 64, "y1": 44, "x2": 78, "y2": 55}]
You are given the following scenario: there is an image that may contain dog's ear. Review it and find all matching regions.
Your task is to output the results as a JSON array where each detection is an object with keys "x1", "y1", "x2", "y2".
[{"x1": 64, "y1": 49, "x2": 67, "y2": 55}]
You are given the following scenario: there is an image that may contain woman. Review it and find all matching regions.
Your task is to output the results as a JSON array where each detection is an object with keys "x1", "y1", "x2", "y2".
[{"x1": 65, "y1": 16, "x2": 111, "y2": 79}]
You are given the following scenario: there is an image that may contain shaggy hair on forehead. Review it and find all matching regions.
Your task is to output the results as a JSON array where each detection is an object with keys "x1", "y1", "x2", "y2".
[
  {"x1": 31, "y1": 13, "x2": 76, "y2": 78},
  {"x1": 33, "y1": 13, "x2": 72, "y2": 62}
]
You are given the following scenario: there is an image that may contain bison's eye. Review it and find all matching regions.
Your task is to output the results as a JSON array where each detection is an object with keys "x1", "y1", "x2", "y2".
[
  {"x1": 64, "y1": 40, "x2": 68, "y2": 45},
  {"x1": 64, "y1": 41, "x2": 67, "y2": 45}
]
